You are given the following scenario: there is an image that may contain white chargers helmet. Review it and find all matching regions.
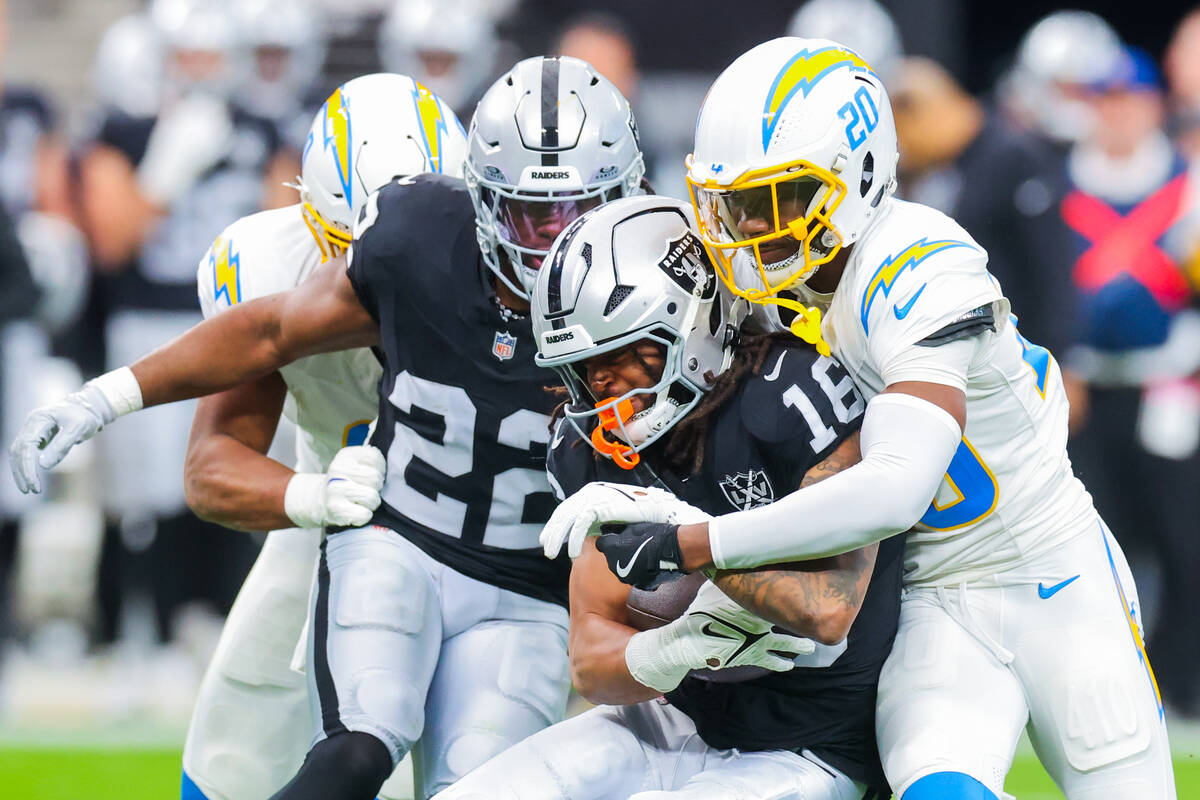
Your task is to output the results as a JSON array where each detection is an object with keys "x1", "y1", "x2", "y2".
[
  {"x1": 787, "y1": 0, "x2": 903, "y2": 80},
  {"x1": 687, "y1": 37, "x2": 896, "y2": 352},
  {"x1": 379, "y1": 0, "x2": 499, "y2": 114},
  {"x1": 466, "y1": 55, "x2": 645, "y2": 301},
  {"x1": 92, "y1": 14, "x2": 165, "y2": 118},
  {"x1": 532, "y1": 196, "x2": 735, "y2": 469},
  {"x1": 297, "y1": 73, "x2": 469, "y2": 259},
  {"x1": 233, "y1": 0, "x2": 326, "y2": 121}
]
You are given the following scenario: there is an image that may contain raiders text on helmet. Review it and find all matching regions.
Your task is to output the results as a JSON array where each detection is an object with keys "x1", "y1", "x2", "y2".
[{"x1": 466, "y1": 56, "x2": 645, "y2": 300}]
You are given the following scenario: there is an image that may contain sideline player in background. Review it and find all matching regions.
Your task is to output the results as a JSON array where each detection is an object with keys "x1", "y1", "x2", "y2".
[
  {"x1": 12, "y1": 56, "x2": 646, "y2": 800},
  {"x1": 180, "y1": 73, "x2": 467, "y2": 800},
  {"x1": 438, "y1": 196, "x2": 896, "y2": 800},
  {"x1": 545, "y1": 39, "x2": 1176, "y2": 798}
]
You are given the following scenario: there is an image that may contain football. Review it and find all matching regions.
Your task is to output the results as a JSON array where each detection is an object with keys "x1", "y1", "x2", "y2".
[{"x1": 626, "y1": 571, "x2": 773, "y2": 683}]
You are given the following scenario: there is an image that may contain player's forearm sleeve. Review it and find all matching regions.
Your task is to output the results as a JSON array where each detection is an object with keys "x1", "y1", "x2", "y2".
[{"x1": 708, "y1": 393, "x2": 962, "y2": 568}]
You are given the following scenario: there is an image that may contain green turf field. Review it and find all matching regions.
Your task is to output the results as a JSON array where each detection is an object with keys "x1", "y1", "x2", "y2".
[{"x1": 0, "y1": 748, "x2": 1197, "y2": 799}]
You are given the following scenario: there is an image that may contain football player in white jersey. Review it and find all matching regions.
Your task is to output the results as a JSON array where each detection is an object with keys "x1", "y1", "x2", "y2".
[
  {"x1": 180, "y1": 73, "x2": 468, "y2": 800},
  {"x1": 542, "y1": 39, "x2": 1177, "y2": 799}
]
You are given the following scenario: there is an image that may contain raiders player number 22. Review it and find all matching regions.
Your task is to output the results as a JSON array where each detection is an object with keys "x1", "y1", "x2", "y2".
[{"x1": 11, "y1": 55, "x2": 647, "y2": 800}]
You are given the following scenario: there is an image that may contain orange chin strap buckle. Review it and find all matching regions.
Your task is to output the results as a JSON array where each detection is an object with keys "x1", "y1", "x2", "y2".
[{"x1": 591, "y1": 397, "x2": 640, "y2": 469}]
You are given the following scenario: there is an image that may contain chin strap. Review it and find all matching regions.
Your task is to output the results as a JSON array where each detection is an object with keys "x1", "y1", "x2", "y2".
[{"x1": 592, "y1": 398, "x2": 640, "y2": 469}]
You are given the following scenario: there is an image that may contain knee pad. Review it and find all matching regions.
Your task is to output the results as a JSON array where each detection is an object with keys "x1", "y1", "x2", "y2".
[
  {"x1": 180, "y1": 770, "x2": 210, "y2": 800},
  {"x1": 493, "y1": 623, "x2": 570, "y2": 726},
  {"x1": 903, "y1": 772, "x2": 1001, "y2": 800}
]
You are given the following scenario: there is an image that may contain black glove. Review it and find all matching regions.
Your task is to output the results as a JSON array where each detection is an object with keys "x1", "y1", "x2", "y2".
[{"x1": 595, "y1": 522, "x2": 684, "y2": 589}]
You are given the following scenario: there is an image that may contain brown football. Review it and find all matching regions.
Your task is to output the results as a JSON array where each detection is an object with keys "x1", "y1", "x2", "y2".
[{"x1": 625, "y1": 571, "x2": 772, "y2": 683}]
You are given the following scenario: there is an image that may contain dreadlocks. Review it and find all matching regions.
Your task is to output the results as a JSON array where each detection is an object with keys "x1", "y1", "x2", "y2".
[
  {"x1": 547, "y1": 331, "x2": 797, "y2": 473},
  {"x1": 662, "y1": 330, "x2": 795, "y2": 475}
]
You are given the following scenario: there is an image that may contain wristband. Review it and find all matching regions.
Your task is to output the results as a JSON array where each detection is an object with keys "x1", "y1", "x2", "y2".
[
  {"x1": 284, "y1": 472, "x2": 326, "y2": 529},
  {"x1": 624, "y1": 627, "x2": 687, "y2": 694},
  {"x1": 87, "y1": 367, "x2": 144, "y2": 419}
]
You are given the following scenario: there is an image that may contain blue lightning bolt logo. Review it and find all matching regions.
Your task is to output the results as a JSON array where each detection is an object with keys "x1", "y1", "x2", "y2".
[{"x1": 860, "y1": 238, "x2": 974, "y2": 332}]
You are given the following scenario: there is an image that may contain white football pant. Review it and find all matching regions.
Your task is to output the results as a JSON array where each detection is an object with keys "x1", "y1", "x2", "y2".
[
  {"x1": 182, "y1": 528, "x2": 414, "y2": 800},
  {"x1": 877, "y1": 520, "x2": 1176, "y2": 799},
  {"x1": 309, "y1": 524, "x2": 571, "y2": 799},
  {"x1": 433, "y1": 698, "x2": 867, "y2": 800}
]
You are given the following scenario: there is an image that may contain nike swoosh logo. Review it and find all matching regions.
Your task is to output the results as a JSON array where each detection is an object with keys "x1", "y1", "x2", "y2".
[
  {"x1": 763, "y1": 351, "x2": 787, "y2": 382},
  {"x1": 893, "y1": 284, "x2": 927, "y2": 320},
  {"x1": 700, "y1": 621, "x2": 739, "y2": 642},
  {"x1": 615, "y1": 538, "x2": 653, "y2": 578},
  {"x1": 695, "y1": 613, "x2": 767, "y2": 662},
  {"x1": 1038, "y1": 575, "x2": 1080, "y2": 599}
]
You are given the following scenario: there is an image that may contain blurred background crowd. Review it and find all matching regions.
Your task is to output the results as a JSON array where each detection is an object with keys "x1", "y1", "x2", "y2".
[{"x1": 1, "y1": 0, "x2": 1200, "y2": 741}]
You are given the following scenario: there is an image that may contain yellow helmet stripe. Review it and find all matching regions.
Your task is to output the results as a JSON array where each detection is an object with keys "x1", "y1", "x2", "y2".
[
  {"x1": 762, "y1": 45, "x2": 875, "y2": 152},
  {"x1": 860, "y1": 238, "x2": 973, "y2": 332},
  {"x1": 323, "y1": 87, "x2": 353, "y2": 207}
]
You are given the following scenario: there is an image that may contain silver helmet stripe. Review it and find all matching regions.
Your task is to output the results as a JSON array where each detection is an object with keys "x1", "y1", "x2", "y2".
[{"x1": 540, "y1": 56, "x2": 560, "y2": 165}]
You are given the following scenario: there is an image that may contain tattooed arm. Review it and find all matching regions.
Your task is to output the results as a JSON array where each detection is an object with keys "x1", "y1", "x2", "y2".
[
  {"x1": 709, "y1": 431, "x2": 878, "y2": 644},
  {"x1": 709, "y1": 544, "x2": 877, "y2": 644}
]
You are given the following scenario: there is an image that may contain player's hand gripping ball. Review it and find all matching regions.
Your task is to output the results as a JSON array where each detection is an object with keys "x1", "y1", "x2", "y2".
[{"x1": 541, "y1": 481, "x2": 711, "y2": 560}]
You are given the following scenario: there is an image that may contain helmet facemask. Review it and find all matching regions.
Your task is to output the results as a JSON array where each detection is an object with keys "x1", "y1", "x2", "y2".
[
  {"x1": 468, "y1": 160, "x2": 643, "y2": 300},
  {"x1": 554, "y1": 298, "x2": 710, "y2": 470},
  {"x1": 298, "y1": 192, "x2": 351, "y2": 262},
  {"x1": 688, "y1": 159, "x2": 846, "y2": 354}
]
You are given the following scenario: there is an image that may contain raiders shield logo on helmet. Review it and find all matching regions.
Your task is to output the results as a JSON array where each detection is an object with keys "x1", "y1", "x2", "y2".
[
  {"x1": 718, "y1": 469, "x2": 775, "y2": 510},
  {"x1": 656, "y1": 232, "x2": 714, "y2": 297}
]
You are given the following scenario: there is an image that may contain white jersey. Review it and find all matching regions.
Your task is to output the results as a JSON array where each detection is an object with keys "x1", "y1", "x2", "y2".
[
  {"x1": 822, "y1": 198, "x2": 1097, "y2": 586},
  {"x1": 196, "y1": 204, "x2": 381, "y2": 474}
]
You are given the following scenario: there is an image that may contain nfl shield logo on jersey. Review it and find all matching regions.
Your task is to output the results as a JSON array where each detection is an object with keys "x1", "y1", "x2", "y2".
[
  {"x1": 718, "y1": 469, "x2": 775, "y2": 510},
  {"x1": 492, "y1": 331, "x2": 517, "y2": 361}
]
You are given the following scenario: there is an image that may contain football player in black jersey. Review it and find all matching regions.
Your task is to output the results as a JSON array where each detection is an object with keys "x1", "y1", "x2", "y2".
[
  {"x1": 11, "y1": 56, "x2": 645, "y2": 800},
  {"x1": 434, "y1": 198, "x2": 899, "y2": 799}
]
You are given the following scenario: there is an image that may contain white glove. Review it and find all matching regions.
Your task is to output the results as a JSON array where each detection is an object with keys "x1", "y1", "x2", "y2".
[
  {"x1": 625, "y1": 581, "x2": 816, "y2": 693},
  {"x1": 542, "y1": 481, "x2": 712, "y2": 560},
  {"x1": 137, "y1": 93, "x2": 234, "y2": 206},
  {"x1": 284, "y1": 445, "x2": 386, "y2": 529},
  {"x1": 11, "y1": 367, "x2": 143, "y2": 494}
]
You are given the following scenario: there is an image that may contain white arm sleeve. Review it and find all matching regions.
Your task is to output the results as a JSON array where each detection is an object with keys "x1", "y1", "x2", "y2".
[{"x1": 708, "y1": 392, "x2": 962, "y2": 568}]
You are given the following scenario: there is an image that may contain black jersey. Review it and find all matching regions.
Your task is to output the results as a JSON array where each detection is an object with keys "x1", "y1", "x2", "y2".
[
  {"x1": 347, "y1": 173, "x2": 570, "y2": 607},
  {"x1": 548, "y1": 340, "x2": 901, "y2": 792}
]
